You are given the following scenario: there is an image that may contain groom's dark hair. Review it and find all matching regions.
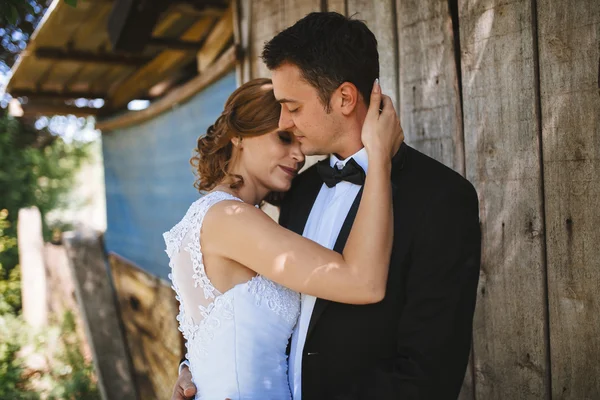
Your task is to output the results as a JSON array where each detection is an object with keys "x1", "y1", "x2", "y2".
[{"x1": 261, "y1": 12, "x2": 379, "y2": 110}]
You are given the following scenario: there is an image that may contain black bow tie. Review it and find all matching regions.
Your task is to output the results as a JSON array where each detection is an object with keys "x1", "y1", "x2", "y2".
[{"x1": 317, "y1": 157, "x2": 366, "y2": 188}]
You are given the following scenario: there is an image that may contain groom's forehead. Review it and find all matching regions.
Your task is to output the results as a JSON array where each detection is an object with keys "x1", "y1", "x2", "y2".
[{"x1": 272, "y1": 66, "x2": 316, "y2": 101}]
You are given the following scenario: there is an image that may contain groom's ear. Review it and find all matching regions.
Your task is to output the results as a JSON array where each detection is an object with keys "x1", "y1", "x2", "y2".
[{"x1": 336, "y1": 82, "x2": 359, "y2": 116}]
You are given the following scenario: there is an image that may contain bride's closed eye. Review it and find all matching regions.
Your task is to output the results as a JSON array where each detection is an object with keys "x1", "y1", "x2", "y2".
[{"x1": 278, "y1": 131, "x2": 293, "y2": 144}]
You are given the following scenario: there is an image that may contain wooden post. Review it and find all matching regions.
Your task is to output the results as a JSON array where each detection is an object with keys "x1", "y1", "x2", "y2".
[
  {"x1": 17, "y1": 207, "x2": 48, "y2": 328},
  {"x1": 63, "y1": 229, "x2": 138, "y2": 400},
  {"x1": 460, "y1": 0, "x2": 549, "y2": 398},
  {"x1": 396, "y1": 0, "x2": 465, "y2": 173},
  {"x1": 327, "y1": 0, "x2": 347, "y2": 15},
  {"x1": 233, "y1": 0, "x2": 253, "y2": 84},
  {"x1": 537, "y1": 0, "x2": 600, "y2": 397}
]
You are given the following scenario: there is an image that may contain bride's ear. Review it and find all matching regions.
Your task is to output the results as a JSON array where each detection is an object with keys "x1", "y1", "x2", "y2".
[
  {"x1": 231, "y1": 136, "x2": 243, "y2": 148},
  {"x1": 336, "y1": 82, "x2": 359, "y2": 116}
]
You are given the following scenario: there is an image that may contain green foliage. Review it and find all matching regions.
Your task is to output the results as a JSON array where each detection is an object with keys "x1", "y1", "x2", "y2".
[
  {"x1": 43, "y1": 311, "x2": 101, "y2": 400},
  {"x1": 0, "y1": 0, "x2": 74, "y2": 26},
  {"x1": 0, "y1": 0, "x2": 49, "y2": 75},
  {"x1": 0, "y1": 111, "x2": 90, "y2": 268},
  {"x1": 0, "y1": 110, "x2": 96, "y2": 398},
  {"x1": 0, "y1": 311, "x2": 100, "y2": 400},
  {"x1": 0, "y1": 313, "x2": 40, "y2": 399}
]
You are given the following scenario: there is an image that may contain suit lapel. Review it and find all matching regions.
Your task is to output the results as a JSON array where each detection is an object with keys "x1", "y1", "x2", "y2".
[
  {"x1": 286, "y1": 170, "x2": 323, "y2": 236},
  {"x1": 306, "y1": 185, "x2": 364, "y2": 340},
  {"x1": 305, "y1": 144, "x2": 408, "y2": 341}
]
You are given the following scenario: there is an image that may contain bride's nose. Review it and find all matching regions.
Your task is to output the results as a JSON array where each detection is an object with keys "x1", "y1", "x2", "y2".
[{"x1": 290, "y1": 143, "x2": 305, "y2": 164}]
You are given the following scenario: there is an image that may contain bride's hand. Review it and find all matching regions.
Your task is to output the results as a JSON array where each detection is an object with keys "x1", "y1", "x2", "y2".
[{"x1": 361, "y1": 79, "x2": 404, "y2": 162}]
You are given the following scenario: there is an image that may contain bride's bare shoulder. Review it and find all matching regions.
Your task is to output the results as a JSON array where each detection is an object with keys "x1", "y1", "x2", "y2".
[{"x1": 203, "y1": 199, "x2": 266, "y2": 230}]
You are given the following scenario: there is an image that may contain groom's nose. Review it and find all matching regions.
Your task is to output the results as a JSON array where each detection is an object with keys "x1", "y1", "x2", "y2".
[{"x1": 279, "y1": 108, "x2": 295, "y2": 131}]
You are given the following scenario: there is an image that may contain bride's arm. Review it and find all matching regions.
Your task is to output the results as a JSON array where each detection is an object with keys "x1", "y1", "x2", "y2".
[{"x1": 204, "y1": 84, "x2": 403, "y2": 304}]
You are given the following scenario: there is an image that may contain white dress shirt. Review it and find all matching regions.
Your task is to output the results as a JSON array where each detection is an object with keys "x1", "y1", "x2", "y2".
[{"x1": 288, "y1": 148, "x2": 369, "y2": 399}]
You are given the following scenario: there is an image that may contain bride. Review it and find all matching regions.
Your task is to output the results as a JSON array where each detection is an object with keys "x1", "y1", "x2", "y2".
[{"x1": 163, "y1": 77, "x2": 402, "y2": 399}]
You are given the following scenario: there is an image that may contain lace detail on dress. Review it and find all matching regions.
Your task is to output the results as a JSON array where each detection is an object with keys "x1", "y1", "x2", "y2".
[
  {"x1": 194, "y1": 294, "x2": 235, "y2": 357},
  {"x1": 163, "y1": 191, "x2": 243, "y2": 355},
  {"x1": 247, "y1": 276, "x2": 300, "y2": 327},
  {"x1": 163, "y1": 191, "x2": 242, "y2": 300}
]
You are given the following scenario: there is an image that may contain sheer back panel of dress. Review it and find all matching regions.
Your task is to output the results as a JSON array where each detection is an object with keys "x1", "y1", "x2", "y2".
[{"x1": 164, "y1": 192, "x2": 241, "y2": 333}]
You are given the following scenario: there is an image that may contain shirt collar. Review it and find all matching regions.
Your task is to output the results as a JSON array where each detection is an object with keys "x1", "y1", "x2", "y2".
[{"x1": 329, "y1": 147, "x2": 369, "y2": 174}]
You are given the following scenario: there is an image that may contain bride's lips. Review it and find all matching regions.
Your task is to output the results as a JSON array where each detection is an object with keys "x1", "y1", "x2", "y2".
[{"x1": 279, "y1": 166, "x2": 298, "y2": 177}]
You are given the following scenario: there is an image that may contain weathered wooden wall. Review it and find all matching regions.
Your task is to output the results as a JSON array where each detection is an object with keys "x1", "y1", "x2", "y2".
[
  {"x1": 241, "y1": 0, "x2": 600, "y2": 398},
  {"x1": 538, "y1": 1, "x2": 600, "y2": 398},
  {"x1": 109, "y1": 253, "x2": 183, "y2": 400}
]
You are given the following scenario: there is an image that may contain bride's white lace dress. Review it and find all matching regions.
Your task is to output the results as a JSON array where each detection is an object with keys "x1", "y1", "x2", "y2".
[{"x1": 163, "y1": 191, "x2": 300, "y2": 399}]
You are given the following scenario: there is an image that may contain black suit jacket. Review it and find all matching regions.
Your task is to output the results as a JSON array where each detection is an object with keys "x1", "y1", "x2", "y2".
[{"x1": 278, "y1": 143, "x2": 481, "y2": 400}]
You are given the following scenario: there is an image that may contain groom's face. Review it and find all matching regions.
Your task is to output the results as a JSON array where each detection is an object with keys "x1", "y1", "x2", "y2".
[{"x1": 271, "y1": 63, "x2": 341, "y2": 156}]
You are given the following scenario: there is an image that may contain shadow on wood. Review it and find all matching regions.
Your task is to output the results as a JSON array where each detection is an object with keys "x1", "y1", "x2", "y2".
[{"x1": 108, "y1": 252, "x2": 184, "y2": 400}]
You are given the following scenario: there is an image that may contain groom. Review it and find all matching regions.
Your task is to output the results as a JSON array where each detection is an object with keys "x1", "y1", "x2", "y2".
[{"x1": 173, "y1": 12, "x2": 481, "y2": 400}]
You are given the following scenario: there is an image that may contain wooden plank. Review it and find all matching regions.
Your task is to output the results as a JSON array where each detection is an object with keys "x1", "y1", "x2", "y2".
[
  {"x1": 68, "y1": 3, "x2": 116, "y2": 94},
  {"x1": 537, "y1": 0, "x2": 600, "y2": 398},
  {"x1": 108, "y1": 253, "x2": 183, "y2": 400},
  {"x1": 233, "y1": 0, "x2": 252, "y2": 84},
  {"x1": 109, "y1": 15, "x2": 216, "y2": 108},
  {"x1": 197, "y1": 3, "x2": 234, "y2": 72},
  {"x1": 33, "y1": 0, "x2": 102, "y2": 91},
  {"x1": 10, "y1": 89, "x2": 105, "y2": 101},
  {"x1": 347, "y1": 0, "x2": 399, "y2": 110},
  {"x1": 97, "y1": 46, "x2": 236, "y2": 131},
  {"x1": 459, "y1": 0, "x2": 549, "y2": 398},
  {"x1": 89, "y1": 11, "x2": 187, "y2": 98},
  {"x1": 327, "y1": 0, "x2": 346, "y2": 15},
  {"x1": 282, "y1": 0, "x2": 321, "y2": 28},
  {"x1": 63, "y1": 229, "x2": 138, "y2": 400},
  {"x1": 396, "y1": 0, "x2": 464, "y2": 172},
  {"x1": 250, "y1": 0, "x2": 284, "y2": 78},
  {"x1": 7, "y1": 0, "x2": 83, "y2": 91}
]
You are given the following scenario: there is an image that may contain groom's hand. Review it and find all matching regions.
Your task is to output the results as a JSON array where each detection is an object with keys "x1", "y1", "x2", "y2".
[{"x1": 171, "y1": 365, "x2": 197, "y2": 400}]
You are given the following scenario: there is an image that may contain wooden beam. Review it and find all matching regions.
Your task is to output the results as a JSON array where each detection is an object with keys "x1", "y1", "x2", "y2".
[
  {"x1": 97, "y1": 45, "x2": 236, "y2": 131},
  {"x1": 172, "y1": 3, "x2": 228, "y2": 18},
  {"x1": 107, "y1": 0, "x2": 167, "y2": 53},
  {"x1": 197, "y1": 2, "x2": 234, "y2": 73},
  {"x1": 21, "y1": 102, "x2": 102, "y2": 117},
  {"x1": 146, "y1": 37, "x2": 206, "y2": 51},
  {"x1": 109, "y1": 15, "x2": 215, "y2": 109},
  {"x1": 35, "y1": 47, "x2": 152, "y2": 67},
  {"x1": 11, "y1": 89, "x2": 106, "y2": 101}
]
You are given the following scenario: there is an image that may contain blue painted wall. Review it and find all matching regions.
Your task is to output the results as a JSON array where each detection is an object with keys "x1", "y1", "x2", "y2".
[{"x1": 102, "y1": 72, "x2": 236, "y2": 279}]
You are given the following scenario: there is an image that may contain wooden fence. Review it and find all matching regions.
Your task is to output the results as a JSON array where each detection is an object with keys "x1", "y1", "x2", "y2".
[{"x1": 236, "y1": 0, "x2": 600, "y2": 398}]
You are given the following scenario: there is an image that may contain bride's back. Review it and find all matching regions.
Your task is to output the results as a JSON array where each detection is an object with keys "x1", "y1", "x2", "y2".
[{"x1": 164, "y1": 191, "x2": 299, "y2": 399}]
